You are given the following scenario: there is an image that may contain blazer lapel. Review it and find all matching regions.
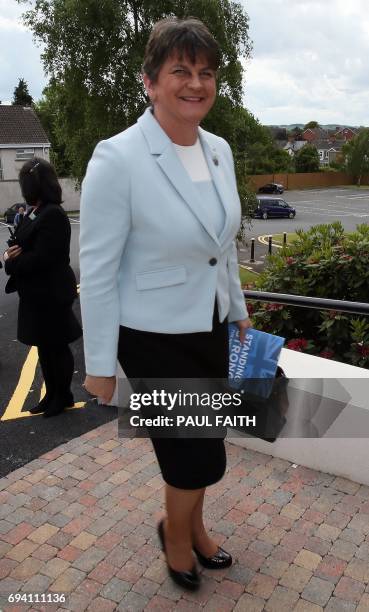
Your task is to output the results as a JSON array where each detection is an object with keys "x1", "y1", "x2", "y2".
[
  {"x1": 156, "y1": 146, "x2": 220, "y2": 245},
  {"x1": 138, "y1": 108, "x2": 220, "y2": 245},
  {"x1": 199, "y1": 131, "x2": 232, "y2": 244}
]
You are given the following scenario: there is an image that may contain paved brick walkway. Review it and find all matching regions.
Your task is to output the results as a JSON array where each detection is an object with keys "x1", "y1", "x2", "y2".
[{"x1": 1, "y1": 421, "x2": 369, "y2": 611}]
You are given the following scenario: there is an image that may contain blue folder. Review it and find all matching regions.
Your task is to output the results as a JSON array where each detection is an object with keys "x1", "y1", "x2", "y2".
[{"x1": 228, "y1": 324, "x2": 285, "y2": 398}]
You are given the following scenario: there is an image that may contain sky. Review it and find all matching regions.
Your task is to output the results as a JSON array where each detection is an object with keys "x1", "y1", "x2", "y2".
[{"x1": 0, "y1": 0, "x2": 368, "y2": 127}]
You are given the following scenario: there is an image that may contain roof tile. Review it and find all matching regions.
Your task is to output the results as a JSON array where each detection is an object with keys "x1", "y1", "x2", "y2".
[{"x1": 0, "y1": 105, "x2": 50, "y2": 145}]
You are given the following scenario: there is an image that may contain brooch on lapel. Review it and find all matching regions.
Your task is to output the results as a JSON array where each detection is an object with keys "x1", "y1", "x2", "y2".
[{"x1": 209, "y1": 144, "x2": 219, "y2": 166}]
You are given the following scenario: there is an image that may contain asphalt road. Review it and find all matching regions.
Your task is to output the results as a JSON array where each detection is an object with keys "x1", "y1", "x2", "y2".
[
  {"x1": 1, "y1": 187, "x2": 368, "y2": 476},
  {"x1": 240, "y1": 186, "x2": 369, "y2": 268}
]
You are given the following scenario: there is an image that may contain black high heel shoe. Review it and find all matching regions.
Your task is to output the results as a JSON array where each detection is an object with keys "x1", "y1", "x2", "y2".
[
  {"x1": 29, "y1": 395, "x2": 52, "y2": 414},
  {"x1": 43, "y1": 392, "x2": 74, "y2": 419},
  {"x1": 193, "y1": 545, "x2": 233, "y2": 569},
  {"x1": 158, "y1": 520, "x2": 200, "y2": 591}
]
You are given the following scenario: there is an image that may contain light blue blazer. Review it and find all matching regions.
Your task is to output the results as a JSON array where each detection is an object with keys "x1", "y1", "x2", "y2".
[{"x1": 80, "y1": 107, "x2": 248, "y2": 376}]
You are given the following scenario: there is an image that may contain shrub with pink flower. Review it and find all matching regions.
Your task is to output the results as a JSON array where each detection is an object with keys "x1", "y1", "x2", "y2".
[
  {"x1": 266, "y1": 303, "x2": 284, "y2": 311},
  {"x1": 251, "y1": 222, "x2": 369, "y2": 369},
  {"x1": 286, "y1": 257, "x2": 295, "y2": 265},
  {"x1": 287, "y1": 338, "x2": 308, "y2": 352},
  {"x1": 357, "y1": 344, "x2": 369, "y2": 357}
]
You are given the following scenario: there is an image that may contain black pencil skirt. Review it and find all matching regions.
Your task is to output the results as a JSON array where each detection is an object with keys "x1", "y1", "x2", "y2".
[{"x1": 118, "y1": 303, "x2": 229, "y2": 489}]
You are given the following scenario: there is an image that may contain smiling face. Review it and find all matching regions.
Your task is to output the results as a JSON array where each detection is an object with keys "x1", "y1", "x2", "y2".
[{"x1": 143, "y1": 53, "x2": 217, "y2": 142}]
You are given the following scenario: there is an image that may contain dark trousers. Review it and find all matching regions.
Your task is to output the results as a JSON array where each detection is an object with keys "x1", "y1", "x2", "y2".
[{"x1": 38, "y1": 344, "x2": 74, "y2": 401}]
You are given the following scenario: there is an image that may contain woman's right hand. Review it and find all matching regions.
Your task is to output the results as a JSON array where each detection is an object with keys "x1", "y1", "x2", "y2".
[
  {"x1": 84, "y1": 375, "x2": 116, "y2": 404},
  {"x1": 4, "y1": 245, "x2": 22, "y2": 261}
]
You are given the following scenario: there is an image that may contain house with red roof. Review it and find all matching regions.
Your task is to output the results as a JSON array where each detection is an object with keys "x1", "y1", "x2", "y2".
[{"x1": 0, "y1": 105, "x2": 51, "y2": 181}]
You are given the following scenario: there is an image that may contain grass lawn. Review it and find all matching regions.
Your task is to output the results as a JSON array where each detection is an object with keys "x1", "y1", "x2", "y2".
[
  {"x1": 273, "y1": 230, "x2": 355, "y2": 245},
  {"x1": 239, "y1": 266, "x2": 258, "y2": 286},
  {"x1": 272, "y1": 233, "x2": 298, "y2": 244}
]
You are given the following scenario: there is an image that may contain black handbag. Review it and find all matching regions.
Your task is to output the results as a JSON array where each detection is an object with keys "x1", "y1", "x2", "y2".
[{"x1": 224, "y1": 366, "x2": 289, "y2": 442}]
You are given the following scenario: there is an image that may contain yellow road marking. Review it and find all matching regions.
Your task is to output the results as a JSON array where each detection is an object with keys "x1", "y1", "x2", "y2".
[
  {"x1": 1, "y1": 347, "x2": 39, "y2": 421},
  {"x1": 239, "y1": 264, "x2": 260, "y2": 275},
  {"x1": 40, "y1": 382, "x2": 46, "y2": 401},
  {"x1": 2, "y1": 345, "x2": 86, "y2": 421},
  {"x1": 258, "y1": 234, "x2": 283, "y2": 248}
]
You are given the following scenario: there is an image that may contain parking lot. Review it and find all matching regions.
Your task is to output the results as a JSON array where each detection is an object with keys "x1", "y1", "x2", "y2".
[
  {"x1": 1, "y1": 186, "x2": 369, "y2": 475},
  {"x1": 249, "y1": 187, "x2": 369, "y2": 234},
  {"x1": 240, "y1": 187, "x2": 369, "y2": 267}
]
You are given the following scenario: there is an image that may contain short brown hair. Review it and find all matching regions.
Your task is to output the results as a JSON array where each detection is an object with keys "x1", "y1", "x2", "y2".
[{"x1": 142, "y1": 18, "x2": 221, "y2": 82}]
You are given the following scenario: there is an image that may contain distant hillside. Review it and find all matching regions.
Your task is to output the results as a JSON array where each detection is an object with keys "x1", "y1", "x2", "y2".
[{"x1": 266, "y1": 124, "x2": 360, "y2": 130}]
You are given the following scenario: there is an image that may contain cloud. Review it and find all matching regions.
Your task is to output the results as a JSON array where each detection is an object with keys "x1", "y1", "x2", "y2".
[
  {"x1": 242, "y1": 0, "x2": 369, "y2": 125},
  {"x1": 0, "y1": 15, "x2": 26, "y2": 31},
  {"x1": 0, "y1": 0, "x2": 368, "y2": 127},
  {"x1": 0, "y1": 1, "x2": 46, "y2": 103}
]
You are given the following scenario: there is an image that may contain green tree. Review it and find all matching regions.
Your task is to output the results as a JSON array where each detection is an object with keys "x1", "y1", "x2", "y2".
[
  {"x1": 342, "y1": 128, "x2": 369, "y2": 185},
  {"x1": 303, "y1": 120, "x2": 319, "y2": 130},
  {"x1": 295, "y1": 144, "x2": 320, "y2": 173},
  {"x1": 289, "y1": 126, "x2": 303, "y2": 140},
  {"x1": 18, "y1": 0, "x2": 252, "y2": 182},
  {"x1": 12, "y1": 77, "x2": 33, "y2": 106},
  {"x1": 244, "y1": 142, "x2": 294, "y2": 174},
  {"x1": 33, "y1": 82, "x2": 73, "y2": 177}
]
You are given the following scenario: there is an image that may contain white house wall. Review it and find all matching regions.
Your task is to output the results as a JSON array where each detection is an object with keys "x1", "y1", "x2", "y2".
[
  {"x1": 0, "y1": 146, "x2": 50, "y2": 181},
  {"x1": 0, "y1": 177, "x2": 80, "y2": 214}
]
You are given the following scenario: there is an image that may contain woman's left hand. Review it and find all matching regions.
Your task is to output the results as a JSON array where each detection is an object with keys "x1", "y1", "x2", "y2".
[{"x1": 236, "y1": 318, "x2": 253, "y2": 344}]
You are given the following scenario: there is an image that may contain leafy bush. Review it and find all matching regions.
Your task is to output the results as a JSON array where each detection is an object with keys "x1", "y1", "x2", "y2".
[{"x1": 249, "y1": 222, "x2": 369, "y2": 368}]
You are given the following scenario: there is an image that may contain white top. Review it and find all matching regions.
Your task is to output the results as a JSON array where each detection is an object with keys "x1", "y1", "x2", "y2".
[
  {"x1": 173, "y1": 139, "x2": 212, "y2": 182},
  {"x1": 174, "y1": 138, "x2": 228, "y2": 320}
]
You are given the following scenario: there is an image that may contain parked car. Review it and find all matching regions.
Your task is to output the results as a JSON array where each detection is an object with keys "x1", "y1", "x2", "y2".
[
  {"x1": 3, "y1": 203, "x2": 25, "y2": 225},
  {"x1": 254, "y1": 197, "x2": 296, "y2": 220},
  {"x1": 258, "y1": 182, "x2": 284, "y2": 194}
]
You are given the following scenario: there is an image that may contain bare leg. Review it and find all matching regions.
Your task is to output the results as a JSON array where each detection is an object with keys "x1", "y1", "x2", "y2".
[
  {"x1": 190, "y1": 488, "x2": 218, "y2": 557},
  {"x1": 163, "y1": 484, "x2": 202, "y2": 571}
]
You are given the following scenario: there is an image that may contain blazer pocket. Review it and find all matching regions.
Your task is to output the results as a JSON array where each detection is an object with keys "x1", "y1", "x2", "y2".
[{"x1": 136, "y1": 266, "x2": 186, "y2": 290}]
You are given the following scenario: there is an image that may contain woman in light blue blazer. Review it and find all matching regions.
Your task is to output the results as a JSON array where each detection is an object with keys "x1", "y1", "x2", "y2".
[{"x1": 80, "y1": 17, "x2": 251, "y2": 591}]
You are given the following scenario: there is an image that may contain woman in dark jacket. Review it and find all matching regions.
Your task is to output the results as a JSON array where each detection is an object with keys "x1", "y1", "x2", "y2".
[{"x1": 3, "y1": 158, "x2": 82, "y2": 417}]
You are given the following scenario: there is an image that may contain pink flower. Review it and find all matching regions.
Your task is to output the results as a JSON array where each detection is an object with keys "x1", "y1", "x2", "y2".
[
  {"x1": 265, "y1": 303, "x2": 284, "y2": 311},
  {"x1": 357, "y1": 344, "x2": 369, "y2": 357},
  {"x1": 287, "y1": 338, "x2": 308, "y2": 352},
  {"x1": 286, "y1": 257, "x2": 295, "y2": 265}
]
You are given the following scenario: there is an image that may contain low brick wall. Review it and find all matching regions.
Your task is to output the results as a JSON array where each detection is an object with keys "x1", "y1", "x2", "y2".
[{"x1": 248, "y1": 172, "x2": 358, "y2": 191}]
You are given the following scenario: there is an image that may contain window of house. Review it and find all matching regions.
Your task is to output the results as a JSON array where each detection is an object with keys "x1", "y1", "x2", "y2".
[{"x1": 15, "y1": 148, "x2": 34, "y2": 161}]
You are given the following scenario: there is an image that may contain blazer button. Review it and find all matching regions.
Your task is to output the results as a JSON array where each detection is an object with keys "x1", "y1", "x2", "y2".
[{"x1": 209, "y1": 258, "x2": 217, "y2": 266}]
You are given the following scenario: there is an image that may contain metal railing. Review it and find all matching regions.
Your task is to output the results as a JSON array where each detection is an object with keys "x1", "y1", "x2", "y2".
[{"x1": 243, "y1": 290, "x2": 369, "y2": 317}]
